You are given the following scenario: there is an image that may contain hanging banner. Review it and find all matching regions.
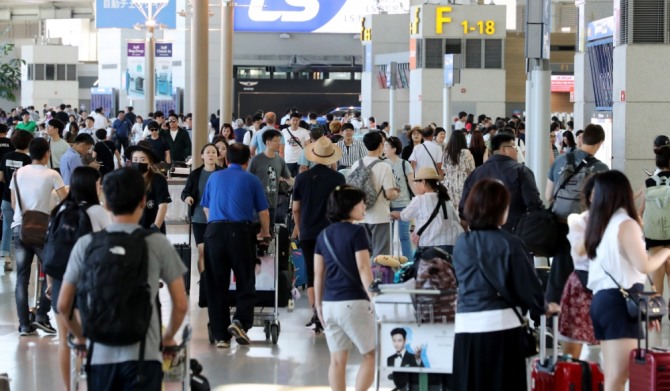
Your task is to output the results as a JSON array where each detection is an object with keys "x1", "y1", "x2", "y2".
[
  {"x1": 126, "y1": 42, "x2": 146, "y2": 100},
  {"x1": 155, "y1": 43, "x2": 173, "y2": 99},
  {"x1": 96, "y1": 0, "x2": 177, "y2": 29}
]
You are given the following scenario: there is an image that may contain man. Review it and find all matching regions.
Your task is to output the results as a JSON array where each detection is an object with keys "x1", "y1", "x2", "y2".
[
  {"x1": 47, "y1": 119, "x2": 69, "y2": 173},
  {"x1": 0, "y1": 123, "x2": 14, "y2": 160},
  {"x1": 248, "y1": 129, "x2": 292, "y2": 226},
  {"x1": 183, "y1": 113, "x2": 193, "y2": 140},
  {"x1": 142, "y1": 111, "x2": 165, "y2": 139},
  {"x1": 250, "y1": 112, "x2": 284, "y2": 157},
  {"x1": 387, "y1": 328, "x2": 423, "y2": 390},
  {"x1": 145, "y1": 121, "x2": 171, "y2": 163},
  {"x1": 298, "y1": 126, "x2": 331, "y2": 173},
  {"x1": 0, "y1": 129, "x2": 31, "y2": 272},
  {"x1": 281, "y1": 112, "x2": 310, "y2": 177},
  {"x1": 58, "y1": 167, "x2": 187, "y2": 389},
  {"x1": 11, "y1": 138, "x2": 68, "y2": 335},
  {"x1": 243, "y1": 114, "x2": 263, "y2": 146},
  {"x1": 94, "y1": 128, "x2": 123, "y2": 177},
  {"x1": 335, "y1": 122, "x2": 366, "y2": 171},
  {"x1": 28, "y1": 106, "x2": 40, "y2": 122},
  {"x1": 55, "y1": 104, "x2": 69, "y2": 125},
  {"x1": 111, "y1": 110, "x2": 132, "y2": 155},
  {"x1": 454, "y1": 111, "x2": 467, "y2": 131},
  {"x1": 349, "y1": 111, "x2": 363, "y2": 131},
  {"x1": 211, "y1": 110, "x2": 220, "y2": 138},
  {"x1": 161, "y1": 113, "x2": 192, "y2": 163},
  {"x1": 349, "y1": 132, "x2": 398, "y2": 258},
  {"x1": 92, "y1": 107, "x2": 108, "y2": 131},
  {"x1": 292, "y1": 137, "x2": 345, "y2": 331},
  {"x1": 280, "y1": 107, "x2": 297, "y2": 126},
  {"x1": 15, "y1": 111, "x2": 37, "y2": 134},
  {"x1": 79, "y1": 116, "x2": 96, "y2": 138},
  {"x1": 544, "y1": 123, "x2": 608, "y2": 304},
  {"x1": 459, "y1": 133, "x2": 543, "y2": 232},
  {"x1": 200, "y1": 143, "x2": 271, "y2": 347},
  {"x1": 60, "y1": 133, "x2": 99, "y2": 186},
  {"x1": 233, "y1": 118, "x2": 247, "y2": 143},
  {"x1": 125, "y1": 106, "x2": 137, "y2": 126},
  {"x1": 409, "y1": 127, "x2": 443, "y2": 176},
  {"x1": 575, "y1": 129, "x2": 584, "y2": 149}
]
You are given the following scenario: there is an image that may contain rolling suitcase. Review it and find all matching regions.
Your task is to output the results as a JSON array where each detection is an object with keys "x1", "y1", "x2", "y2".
[
  {"x1": 174, "y1": 220, "x2": 192, "y2": 295},
  {"x1": 372, "y1": 220, "x2": 408, "y2": 284},
  {"x1": 290, "y1": 240, "x2": 307, "y2": 288},
  {"x1": 629, "y1": 296, "x2": 670, "y2": 390},
  {"x1": 531, "y1": 315, "x2": 604, "y2": 390}
]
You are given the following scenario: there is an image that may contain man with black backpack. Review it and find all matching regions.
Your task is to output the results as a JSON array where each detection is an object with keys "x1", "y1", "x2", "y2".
[
  {"x1": 57, "y1": 167, "x2": 188, "y2": 390},
  {"x1": 544, "y1": 123, "x2": 608, "y2": 304}
]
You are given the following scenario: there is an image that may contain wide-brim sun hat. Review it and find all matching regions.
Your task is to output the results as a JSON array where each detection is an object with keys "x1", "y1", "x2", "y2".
[
  {"x1": 414, "y1": 167, "x2": 440, "y2": 181},
  {"x1": 124, "y1": 140, "x2": 161, "y2": 163},
  {"x1": 305, "y1": 137, "x2": 343, "y2": 166}
]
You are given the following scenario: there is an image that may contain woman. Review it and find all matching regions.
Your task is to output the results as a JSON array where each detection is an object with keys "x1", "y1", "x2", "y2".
[
  {"x1": 401, "y1": 126, "x2": 422, "y2": 161},
  {"x1": 220, "y1": 123, "x2": 236, "y2": 144},
  {"x1": 209, "y1": 113, "x2": 218, "y2": 135},
  {"x1": 434, "y1": 127, "x2": 447, "y2": 150},
  {"x1": 587, "y1": 171, "x2": 670, "y2": 391},
  {"x1": 314, "y1": 185, "x2": 375, "y2": 391},
  {"x1": 452, "y1": 178, "x2": 555, "y2": 391},
  {"x1": 469, "y1": 130, "x2": 488, "y2": 167},
  {"x1": 391, "y1": 167, "x2": 462, "y2": 256},
  {"x1": 131, "y1": 115, "x2": 144, "y2": 145},
  {"x1": 384, "y1": 136, "x2": 414, "y2": 259},
  {"x1": 558, "y1": 176, "x2": 598, "y2": 359},
  {"x1": 212, "y1": 135, "x2": 229, "y2": 168},
  {"x1": 64, "y1": 121, "x2": 79, "y2": 145},
  {"x1": 182, "y1": 144, "x2": 223, "y2": 275},
  {"x1": 442, "y1": 131, "x2": 474, "y2": 208},
  {"x1": 124, "y1": 140, "x2": 171, "y2": 234},
  {"x1": 48, "y1": 166, "x2": 111, "y2": 391},
  {"x1": 561, "y1": 130, "x2": 577, "y2": 154}
]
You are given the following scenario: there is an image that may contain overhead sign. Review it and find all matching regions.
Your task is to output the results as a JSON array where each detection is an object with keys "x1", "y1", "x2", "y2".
[
  {"x1": 96, "y1": 0, "x2": 176, "y2": 29},
  {"x1": 410, "y1": 4, "x2": 506, "y2": 39},
  {"x1": 587, "y1": 16, "x2": 614, "y2": 42},
  {"x1": 234, "y1": 0, "x2": 409, "y2": 33},
  {"x1": 550, "y1": 75, "x2": 574, "y2": 92}
]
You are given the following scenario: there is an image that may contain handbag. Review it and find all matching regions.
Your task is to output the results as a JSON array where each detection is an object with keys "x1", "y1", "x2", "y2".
[
  {"x1": 13, "y1": 170, "x2": 50, "y2": 247},
  {"x1": 601, "y1": 266, "x2": 667, "y2": 321}
]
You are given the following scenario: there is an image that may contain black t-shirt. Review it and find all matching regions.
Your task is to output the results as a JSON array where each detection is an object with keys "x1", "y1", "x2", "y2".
[
  {"x1": 292, "y1": 164, "x2": 346, "y2": 240},
  {"x1": 145, "y1": 136, "x2": 169, "y2": 162},
  {"x1": 93, "y1": 140, "x2": 117, "y2": 176},
  {"x1": 0, "y1": 137, "x2": 15, "y2": 160},
  {"x1": 0, "y1": 151, "x2": 32, "y2": 201},
  {"x1": 139, "y1": 173, "x2": 172, "y2": 233}
]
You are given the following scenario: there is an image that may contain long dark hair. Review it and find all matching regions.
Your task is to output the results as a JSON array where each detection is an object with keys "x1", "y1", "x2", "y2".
[
  {"x1": 50, "y1": 166, "x2": 100, "y2": 218},
  {"x1": 445, "y1": 130, "x2": 467, "y2": 166},
  {"x1": 562, "y1": 130, "x2": 576, "y2": 150},
  {"x1": 585, "y1": 171, "x2": 639, "y2": 259}
]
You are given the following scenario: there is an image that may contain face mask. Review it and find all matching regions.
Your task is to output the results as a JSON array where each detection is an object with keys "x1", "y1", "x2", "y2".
[{"x1": 131, "y1": 162, "x2": 149, "y2": 174}]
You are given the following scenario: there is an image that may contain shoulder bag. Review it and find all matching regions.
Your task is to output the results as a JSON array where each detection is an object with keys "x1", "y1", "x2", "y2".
[
  {"x1": 13, "y1": 170, "x2": 50, "y2": 247},
  {"x1": 601, "y1": 265, "x2": 667, "y2": 321},
  {"x1": 401, "y1": 160, "x2": 415, "y2": 199}
]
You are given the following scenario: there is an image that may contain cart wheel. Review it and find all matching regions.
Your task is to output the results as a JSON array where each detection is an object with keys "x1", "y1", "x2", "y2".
[
  {"x1": 270, "y1": 324, "x2": 279, "y2": 344},
  {"x1": 264, "y1": 323, "x2": 270, "y2": 340},
  {"x1": 207, "y1": 323, "x2": 214, "y2": 344}
]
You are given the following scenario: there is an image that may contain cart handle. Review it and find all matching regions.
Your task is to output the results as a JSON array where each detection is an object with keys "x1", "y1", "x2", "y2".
[{"x1": 369, "y1": 280, "x2": 456, "y2": 295}]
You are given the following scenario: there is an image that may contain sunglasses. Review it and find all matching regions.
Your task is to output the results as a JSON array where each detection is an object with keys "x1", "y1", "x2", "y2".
[
  {"x1": 169, "y1": 119, "x2": 177, "y2": 123},
  {"x1": 149, "y1": 128, "x2": 159, "y2": 132}
]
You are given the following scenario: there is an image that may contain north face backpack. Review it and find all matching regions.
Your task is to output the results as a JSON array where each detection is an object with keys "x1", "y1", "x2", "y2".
[
  {"x1": 76, "y1": 229, "x2": 153, "y2": 346},
  {"x1": 347, "y1": 158, "x2": 383, "y2": 209},
  {"x1": 643, "y1": 174, "x2": 670, "y2": 240},
  {"x1": 42, "y1": 201, "x2": 94, "y2": 280},
  {"x1": 551, "y1": 152, "x2": 598, "y2": 220}
]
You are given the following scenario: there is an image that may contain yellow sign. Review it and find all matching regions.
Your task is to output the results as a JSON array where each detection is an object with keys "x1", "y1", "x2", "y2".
[
  {"x1": 435, "y1": 6, "x2": 452, "y2": 34},
  {"x1": 435, "y1": 5, "x2": 497, "y2": 36},
  {"x1": 410, "y1": 7, "x2": 420, "y2": 35},
  {"x1": 360, "y1": 17, "x2": 371, "y2": 42}
]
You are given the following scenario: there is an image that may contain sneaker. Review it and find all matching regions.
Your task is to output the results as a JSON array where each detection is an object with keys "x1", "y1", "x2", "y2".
[
  {"x1": 18, "y1": 325, "x2": 38, "y2": 337},
  {"x1": 216, "y1": 340, "x2": 231, "y2": 349},
  {"x1": 227, "y1": 320, "x2": 250, "y2": 345},
  {"x1": 305, "y1": 314, "x2": 316, "y2": 329},
  {"x1": 33, "y1": 318, "x2": 57, "y2": 334}
]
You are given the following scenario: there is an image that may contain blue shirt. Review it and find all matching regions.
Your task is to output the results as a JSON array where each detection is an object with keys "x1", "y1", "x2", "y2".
[
  {"x1": 200, "y1": 164, "x2": 269, "y2": 222},
  {"x1": 112, "y1": 118, "x2": 132, "y2": 138},
  {"x1": 250, "y1": 126, "x2": 285, "y2": 154},
  {"x1": 60, "y1": 147, "x2": 82, "y2": 186}
]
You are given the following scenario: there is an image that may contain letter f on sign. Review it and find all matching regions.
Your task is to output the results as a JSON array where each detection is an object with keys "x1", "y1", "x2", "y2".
[{"x1": 435, "y1": 6, "x2": 452, "y2": 34}]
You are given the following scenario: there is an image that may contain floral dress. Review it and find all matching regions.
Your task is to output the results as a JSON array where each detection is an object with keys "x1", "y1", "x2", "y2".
[{"x1": 442, "y1": 148, "x2": 474, "y2": 208}]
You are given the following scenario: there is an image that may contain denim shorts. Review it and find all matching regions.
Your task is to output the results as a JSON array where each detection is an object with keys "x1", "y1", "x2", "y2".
[{"x1": 590, "y1": 285, "x2": 643, "y2": 340}]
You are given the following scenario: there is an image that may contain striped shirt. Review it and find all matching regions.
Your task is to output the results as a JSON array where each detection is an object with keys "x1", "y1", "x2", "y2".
[
  {"x1": 400, "y1": 192, "x2": 463, "y2": 247},
  {"x1": 336, "y1": 139, "x2": 367, "y2": 168}
]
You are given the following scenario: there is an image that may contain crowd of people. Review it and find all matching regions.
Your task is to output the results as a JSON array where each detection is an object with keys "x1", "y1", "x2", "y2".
[{"x1": 2, "y1": 101, "x2": 668, "y2": 391}]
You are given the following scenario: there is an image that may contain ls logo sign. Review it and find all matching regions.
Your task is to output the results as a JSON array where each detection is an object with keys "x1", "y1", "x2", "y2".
[{"x1": 234, "y1": 0, "x2": 349, "y2": 33}]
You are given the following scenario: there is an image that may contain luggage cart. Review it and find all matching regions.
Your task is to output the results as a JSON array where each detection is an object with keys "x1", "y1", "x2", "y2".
[{"x1": 371, "y1": 282, "x2": 455, "y2": 391}]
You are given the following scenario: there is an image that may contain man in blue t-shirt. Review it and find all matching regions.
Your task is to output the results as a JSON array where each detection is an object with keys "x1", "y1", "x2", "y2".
[
  {"x1": 200, "y1": 143, "x2": 270, "y2": 348},
  {"x1": 111, "y1": 110, "x2": 132, "y2": 155}
]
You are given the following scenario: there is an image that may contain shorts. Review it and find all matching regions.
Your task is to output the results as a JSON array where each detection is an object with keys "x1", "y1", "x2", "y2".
[
  {"x1": 192, "y1": 223, "x2": 207, "y2": 245},
  {"x1": 590, "y1": 286, "x2": 643, "y2": 341},
  {"x1": 51, "y1": 278, "x2": 62, "y2": 314},
  {"x1": 322, "y1": 300, "x2": 375, "y2": 354}
]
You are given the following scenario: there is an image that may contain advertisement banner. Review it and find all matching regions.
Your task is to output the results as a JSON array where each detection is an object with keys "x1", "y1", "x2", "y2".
[
  {"x1": 233, "y1": 0, "x2": 409, "y2": 34},
  {"x1": 379, "y1": 323, "x2": 454, "y2": 375},
  {"x1": 96, "y1": 0, "x2": 176, "y2": 29},
  {"x1": 126, "y1": 42, "x2": 146, "y2": 99},
  {"x1": 155, "y1": 43, "x2": 173, "y2": 99}
]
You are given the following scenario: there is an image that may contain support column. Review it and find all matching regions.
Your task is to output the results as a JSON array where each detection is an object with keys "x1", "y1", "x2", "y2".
[
  {"x1": 191, "y1": 0, "x2": 208, "y2": 167},
  {"x1": 220, "y1": 0, "x2": 234, "y2": 124},
  {"x1": 527, "y1": 59, "x2": 551, "y2": 195},
  {"x1": 145, "y1": 24, "x2": 155, "y2": 115}
]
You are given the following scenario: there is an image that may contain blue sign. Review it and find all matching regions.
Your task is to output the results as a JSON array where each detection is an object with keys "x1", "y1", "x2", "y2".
[
  {"x1": 234, "y1": 0, "x2": 351, "y2": 33},
  {"x1": 96, "y1": 0, "x2": 176, "y2": 29},
  {"x1": 587, "y1": 16, "x2": 614, "y2": 42}
]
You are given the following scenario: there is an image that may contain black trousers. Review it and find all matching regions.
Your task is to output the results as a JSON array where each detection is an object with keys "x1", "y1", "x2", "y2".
[
  {"x1": 204, "y1": 222, "x2": 257, "y2": 341},
  {"x1": 545, "y1": 222, "x2": 573, "y2": 303}
]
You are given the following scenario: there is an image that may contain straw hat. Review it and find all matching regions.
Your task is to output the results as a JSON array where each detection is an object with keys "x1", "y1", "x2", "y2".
[
  {"x1": 413, "y1": 167, "x2": 440, "y2": 181},
  {"x1": 305, "y1": 137, "x2": 343, "y2": 166}
]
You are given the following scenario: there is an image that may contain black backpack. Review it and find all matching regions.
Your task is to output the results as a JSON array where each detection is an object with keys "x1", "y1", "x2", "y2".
[
  {"x1": 76, "y1": 229, "x2": 152, "y2": 346},
  {"x1": 42, "y1": 201, "x2": 94, "y2": 280}
]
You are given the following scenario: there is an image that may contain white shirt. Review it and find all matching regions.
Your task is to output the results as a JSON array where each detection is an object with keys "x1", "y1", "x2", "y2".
[
  {"x1": 567, "y1": 211, "x2": 590, "y2": 272},
  {"x1": 409, "y1": 141, "x2": 443, "y2": 172},
  {"x1": 10, "y1": 165, "x2": 65, "y2": 229},
  {"x1": 349, "y1": 156, "x2": 396, "y2": 224},
  {"x1": 454, "y1": 121, "x2": 465, "y2": 131},
  {"x1": 281, "y1": 127, "x2": 309, "y2": 164},
  {"x1": 350, "y1": 118, "x2": 363, "y2": 131},
  {"x1": 92, "y1": 112, "x2": 108, "y2": 130},
  {"x1": 516, "y1": 138, "x2": 526, "y2": 164},
  {"x1": 170, "y1": 129, "x2": 178, "y2": 141},
  {"x1": 400, "y1": 192, "x2": 463, "y2": 247},
  {"x1": 243, "y1": 128, "x2": 257, "y2": 146},
  {"x1": 587, "y1": 209, "x2": 645, "y2": 293}
]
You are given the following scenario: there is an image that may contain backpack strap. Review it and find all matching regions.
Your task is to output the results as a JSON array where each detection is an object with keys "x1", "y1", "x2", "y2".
[
  {"x1": 363, "y1": 159, "x2": 385, "y2": 200},
  {"x1": 401, "y1": 160, "x2": 415, "y2": 199},
  {"x1": 285, "y1": 128, "x2": 303, "y2": 149},
  {"x1": 552, "y1": 152, "x2": 592, "y2": 200},
  {"x1": 416, "y1": 198, "x2": 448, "y2": 237},
  {"x1": 422, "y1": 143, "x2": 439, "y2": 172}
]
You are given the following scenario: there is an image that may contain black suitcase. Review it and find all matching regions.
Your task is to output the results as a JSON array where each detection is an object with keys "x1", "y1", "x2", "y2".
[{"x1": 174, "y1": 221, "x2": 193, "y2": 295}]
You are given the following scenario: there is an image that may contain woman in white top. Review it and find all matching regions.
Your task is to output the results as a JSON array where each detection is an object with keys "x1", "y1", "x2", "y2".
[
  {"x1": 384, "y1": 136, "x2": 414, "y2": 258},
  {"x1": 131, "y1": 115, "x2": 144, "y2": 145},
  {"x1": 586, "y1": 170, "x2": 670, "y2": 391},
  {"x1": 47, "y1": 166, "x2": 111, "y2": 391}
]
